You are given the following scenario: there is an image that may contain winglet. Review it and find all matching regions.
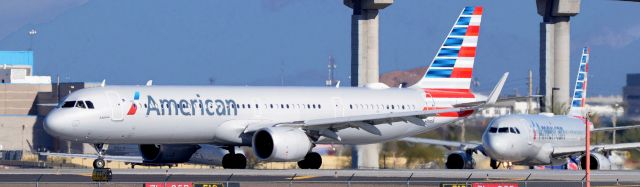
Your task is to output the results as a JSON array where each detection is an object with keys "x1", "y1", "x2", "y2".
[
  {"x1": 146, "y1": 80, "x2": 153, "y2": 86},
  {"x1": 100, "y1": 79, "x2": 106, "y2": 87},
  {"x1": 486, "y1": 72, "x2": 509, "y2": 104}
]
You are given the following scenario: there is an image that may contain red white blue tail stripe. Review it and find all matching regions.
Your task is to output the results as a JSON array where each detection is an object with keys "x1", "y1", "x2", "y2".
[
  {"x1": 568, "y1": 47, "x2": 590, "y2": 116},
  {"x1": 413, "y1": 6, "x2": 482, "y2": 90}
]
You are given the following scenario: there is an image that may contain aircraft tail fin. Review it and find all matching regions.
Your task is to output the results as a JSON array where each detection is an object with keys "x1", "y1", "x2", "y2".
[
  {"x1": 410, "y1": 6, "x2": 482, "y2": 92},
  {"x1": 568, "y1": 47, "x2": 590, "y2": 117}
]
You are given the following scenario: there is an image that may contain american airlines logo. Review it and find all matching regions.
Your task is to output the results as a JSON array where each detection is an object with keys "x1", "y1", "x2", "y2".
[
  {"x1": 127, "y1": 91, "x2": 141, "y2": 115},
  {"x1": 145, "y1": 94, "x2": 238, "y2": 116}
]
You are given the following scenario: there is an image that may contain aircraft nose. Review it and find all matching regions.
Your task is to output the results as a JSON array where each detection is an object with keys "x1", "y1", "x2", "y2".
[
  {"x1": 44, "y1": 110, "x2": 70, "y2": 138},
  {"x1": 483, "y1": 134, "x2": 509, "y2": 159}
]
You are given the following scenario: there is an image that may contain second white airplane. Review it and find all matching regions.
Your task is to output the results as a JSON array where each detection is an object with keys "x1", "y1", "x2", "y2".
[
  {"x1": 44, "y1": 6, "x2": 506, "y2": 169},
  {"x1": 404, "y1": 48, "x2": 640, "y2": 170}
]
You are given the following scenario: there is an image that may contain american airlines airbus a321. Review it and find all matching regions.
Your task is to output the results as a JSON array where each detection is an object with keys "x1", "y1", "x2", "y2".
[
  {"x1": 404, "y1": 48, "x2": 640, "y2": 170},
  {"x1": 43, "y1": 6, "x2": 506, "y2": 169}
]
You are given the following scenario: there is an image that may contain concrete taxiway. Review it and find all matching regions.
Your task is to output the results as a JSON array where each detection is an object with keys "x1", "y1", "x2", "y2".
[{"x1": 0, "y1": 169, "x2": 639, "y2": 185}]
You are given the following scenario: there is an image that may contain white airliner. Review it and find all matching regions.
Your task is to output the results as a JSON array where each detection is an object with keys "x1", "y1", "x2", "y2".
[
  {"x1": 43, "y1": 6, "x2": 507, "y2": 169},
  {"x1": 403, "y1": 48, "x2": 640, "y2": 170}
]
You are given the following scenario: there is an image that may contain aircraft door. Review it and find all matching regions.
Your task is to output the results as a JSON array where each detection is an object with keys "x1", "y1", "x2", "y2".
[
  {"x1": 331, "y1": 97, "x2": 344, "y2": 117},
  {"x1": 424, "y1": 93, "x2": 436, "y2": 123},
  {"x1": 106, "y1": 91, "x2": 124, "y2": 121}
]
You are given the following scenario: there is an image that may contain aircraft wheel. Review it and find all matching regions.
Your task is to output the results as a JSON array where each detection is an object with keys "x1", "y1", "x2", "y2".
[
  {"x1": 297, "y1": 152, "x2": 322, "y2": 169},
  {"x1": 93, "y1": 158, "x2": 106, "y2": 169},
  {"x1": 222, "y1": 153, "x2": 247, "y2": 169},
  {"x1": 233, "y1": 154, "x2": 247, "y2": 169},
  {"x1": 222, "y1": 154, "x2": 233, "y2": 169},
  {"x1": 490, "y1": 159, "x2": 498, "y2": 170}
]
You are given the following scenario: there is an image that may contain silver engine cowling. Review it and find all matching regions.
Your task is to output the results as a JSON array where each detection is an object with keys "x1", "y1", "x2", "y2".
[
  {"x1": 252, "y1": 127, "x2": 313, "y2": 161},
  {"x1": 445, "y1": 151, "x2": 475, "y2": 169},
  {"x1": 580, "y1": 153, "x2": 612, "y2": 170},
  {"x1": 139, "y1": 144, "x2": 200, "y2": 163}
]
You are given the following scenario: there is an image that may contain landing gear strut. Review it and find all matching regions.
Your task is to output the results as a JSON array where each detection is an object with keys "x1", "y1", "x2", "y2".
[
  {"x1": 92, "y1": 144, "x2": 107, "y2": 169},
  {"x1": 222, "y1": 146, "x2": 246, "y2": 169},
  {"x1": 297, "y1": 152, "x2": 322, "y2": 169}
]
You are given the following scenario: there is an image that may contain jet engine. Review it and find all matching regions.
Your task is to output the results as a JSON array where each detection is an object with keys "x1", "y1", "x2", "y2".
[
  {"x1": 139, "y1": 144, "x2": 200, "y2": 163},
  {"x1": 445, "y1": 151, "x2": 475, "y2": 169},
  {"x1": 252, "y1": 127, "x2": 313, "y2": 161},
  {"x1": 580, "y1": 153, "x2": 612, "y2": 170}
]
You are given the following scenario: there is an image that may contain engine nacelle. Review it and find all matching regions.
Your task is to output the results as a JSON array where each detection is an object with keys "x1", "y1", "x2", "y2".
[
  {"x1": 580, "y1": 153, "x2": 612, "y2": 170},
  {"x1": 139, "y1": 144, "x2": 200, "y2": 163},
  {"x1": 252, "y1": 127, "x2": 312, "y2": 161},
  {"x1": 445, "y1": 151, "x2": 475, "y2": 169}
]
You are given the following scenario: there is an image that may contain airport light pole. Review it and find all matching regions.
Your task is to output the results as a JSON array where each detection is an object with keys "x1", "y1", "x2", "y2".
[{"x1": 28, "y1": 29, "x2": 37, "y2": 51}]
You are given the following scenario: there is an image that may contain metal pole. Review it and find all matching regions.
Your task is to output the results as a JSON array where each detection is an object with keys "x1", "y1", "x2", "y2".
[
  {"x1": 585, "y1": 112, "x2": 591, "y2": 187},
  {"x1": 612, "y1": 104, "x2": 618, "y2": 144},
  {"x1": 528, "y1": 69, "x2": 533, "y2": 114}
]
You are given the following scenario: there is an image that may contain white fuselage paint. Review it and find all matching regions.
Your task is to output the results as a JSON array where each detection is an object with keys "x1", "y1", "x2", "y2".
[
  {"x1": 45, "y1": 86, "x2": 477, "y2": 146},
  {"x1": 482, "y1": 114, "x2": 588, "y2": 165}
]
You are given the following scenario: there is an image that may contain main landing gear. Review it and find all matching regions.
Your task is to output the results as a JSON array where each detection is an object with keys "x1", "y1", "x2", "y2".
[
  {"x1": 92, "y1": 144, "x2": 107, "y2": 169},
  {"x1": 222, "y1": 146, "x2": 247, "y2": 169},
  {"x1": 297, "y1": 152, "x2": 322, "y2": 169}
]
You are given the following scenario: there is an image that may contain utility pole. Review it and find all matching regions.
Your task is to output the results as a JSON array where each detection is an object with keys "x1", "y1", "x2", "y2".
[
  {"x1": 528, "y1": 69, "x2": 533, "y2": 114},
  {"x1": 612, "y1": 104, "x2": 619, "y2": 144},
  {"x1": 585, "y1": 112, "x2": 591, "y2": 187}
]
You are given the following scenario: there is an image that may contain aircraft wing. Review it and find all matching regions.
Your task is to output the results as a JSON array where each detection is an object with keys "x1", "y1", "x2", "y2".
[
  {"x1": 39, "y1": 152, "x2": 144, "y2": 163},
  {"x1": 400, "y1": 137, "x2": 481, "y2": 150},
  {"x1": 246, "y1": 73, "x2": 508, "y2": 141},
  {"x1": 592, "y1": 124, "x2": 640, "y2": 132},
  {"x1": 552, "y1": 142, "x2": 640, "y2": 156}
]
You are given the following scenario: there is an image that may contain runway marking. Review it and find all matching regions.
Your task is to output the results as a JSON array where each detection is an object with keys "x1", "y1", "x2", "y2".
[
  {"x1": 484, "y1": 178, "x2": 526, "y2": 182},
  {"x1": 286, "y1": 175, "x2": 318, "y2": 180}
]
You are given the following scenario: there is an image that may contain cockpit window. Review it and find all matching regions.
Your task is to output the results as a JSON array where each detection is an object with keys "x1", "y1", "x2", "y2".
[
  {"x1": 498, "y1": 127, "x2": 509, "y2": 133},
  {"x1": 75, "y1": 101, "x2": 86, "y2": 108},
  {"x1": 62, "y1": 101, "x2": 76, "y2": 108},
  {"x1": 61, "y1": 100, "x2": 94, "y2": 109},
  {"x1": 515, "y1": 128, "x2": 521, "y2": 134},
  {"x1": 489, "y1": 127, "x2": 498, "y2": 133},
  {"x1": 85, "y1": 101, "x2": 95, "y2": 109},
  {"x1": 509, "y1": 127, "x2": 516, "y2": 133}
]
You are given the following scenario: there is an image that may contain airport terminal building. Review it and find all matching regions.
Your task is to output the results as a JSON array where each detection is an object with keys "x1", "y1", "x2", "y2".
[{"x1": 0, "y1": 51, "x2": 96, "y2": 161}]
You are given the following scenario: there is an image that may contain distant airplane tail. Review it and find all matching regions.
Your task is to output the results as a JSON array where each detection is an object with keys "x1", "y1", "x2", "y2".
[
  {"x1": 568, "y1": 47, "x2": 590, "y2": 117},
  {"x1": 410, "y1": 6, "x2": 482, "y2": 92}
]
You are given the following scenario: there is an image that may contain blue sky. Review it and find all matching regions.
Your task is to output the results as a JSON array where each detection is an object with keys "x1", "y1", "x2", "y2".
[{"x1": 0, "y1": 0, "x2": 638, "y2": 95}]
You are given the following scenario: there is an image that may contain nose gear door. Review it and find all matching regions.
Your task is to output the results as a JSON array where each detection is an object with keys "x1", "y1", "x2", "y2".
[{"x1": 106, "y1": 91, "x2": 124, "y2": 121}]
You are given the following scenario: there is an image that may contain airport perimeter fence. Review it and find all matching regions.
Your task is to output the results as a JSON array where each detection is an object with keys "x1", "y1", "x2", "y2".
[{"x1": 0, "y1": 179, "x2": 634, "y2": 187}]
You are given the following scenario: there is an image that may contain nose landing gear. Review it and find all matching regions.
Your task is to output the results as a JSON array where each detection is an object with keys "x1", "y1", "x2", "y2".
[{"x1": 92, "y1": 144, "x2": 107, "y2": 169}]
